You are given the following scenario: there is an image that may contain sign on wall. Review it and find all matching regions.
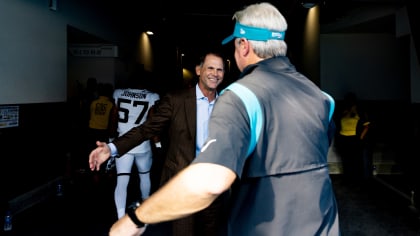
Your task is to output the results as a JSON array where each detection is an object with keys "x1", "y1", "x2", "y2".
[
  {"x1": 68, "y1": 44, "x2": 118, "y2": 57},
  {"x1": 0, "y1": 106, "x2": 19, "y2": 128}
]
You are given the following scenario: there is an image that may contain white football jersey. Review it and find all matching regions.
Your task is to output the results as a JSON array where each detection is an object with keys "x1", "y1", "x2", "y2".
[{"x1": 113, "y1": 88, "x2": 160, "y2": 153}]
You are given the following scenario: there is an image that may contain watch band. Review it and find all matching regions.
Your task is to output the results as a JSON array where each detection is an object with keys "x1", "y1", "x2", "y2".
[{"x1": 127, "y1": 201, "x2": 145, "y2": 228}]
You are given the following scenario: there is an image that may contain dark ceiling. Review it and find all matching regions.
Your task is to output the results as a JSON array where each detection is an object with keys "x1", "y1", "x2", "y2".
[
  {"x1": 119, "y1": 0, "x2": 405, "y2": 32},
  {"x1": 68, "y1": 0, "x2": 406, "y2": 63}
]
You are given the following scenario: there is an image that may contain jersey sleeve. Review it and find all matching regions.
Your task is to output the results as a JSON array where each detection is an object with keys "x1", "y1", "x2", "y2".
[{"x1": 150, "y1": 93, "x2": 160, "y2": 106}]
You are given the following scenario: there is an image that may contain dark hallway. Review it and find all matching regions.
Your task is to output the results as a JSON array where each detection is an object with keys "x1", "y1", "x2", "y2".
[{"x1": 2, "y1": 172, "x2": 419, "y2": 236}]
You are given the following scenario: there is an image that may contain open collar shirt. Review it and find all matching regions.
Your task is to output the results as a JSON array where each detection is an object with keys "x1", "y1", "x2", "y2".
[{"x1": 195, "y1": 84, "x2": 218, "y2": 156}]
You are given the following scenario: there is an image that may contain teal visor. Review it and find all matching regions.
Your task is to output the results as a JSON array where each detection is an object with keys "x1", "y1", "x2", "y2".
[{"x1": 222, "y1": 22, "x2": 286, "y2": 45}]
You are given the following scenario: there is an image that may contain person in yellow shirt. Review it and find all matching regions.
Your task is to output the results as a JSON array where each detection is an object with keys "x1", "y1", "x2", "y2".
[
  {"x1": 336, "y1": 92, "x2": 370, "y2": 184},
  {"x1": 86, "y1": 83, "x2": 117, "y2": 171},
  {"x1": 88, "y1": 83, "x2": 116, "y2": 137}
]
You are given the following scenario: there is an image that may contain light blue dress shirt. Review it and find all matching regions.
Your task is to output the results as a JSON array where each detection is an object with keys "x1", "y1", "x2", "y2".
[{"x1": 195, "y1": 84, "x2": 217, "y2": 157}]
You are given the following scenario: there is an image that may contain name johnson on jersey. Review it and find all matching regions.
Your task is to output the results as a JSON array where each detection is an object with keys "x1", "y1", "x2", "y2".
[{"x1": 121, "y1": 90, "x2": 147, "y2": 99}]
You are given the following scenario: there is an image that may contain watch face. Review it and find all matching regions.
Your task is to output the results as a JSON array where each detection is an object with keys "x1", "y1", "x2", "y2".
[{"x1": 129, "y1": 201, "x2": 141, "y2": 209}]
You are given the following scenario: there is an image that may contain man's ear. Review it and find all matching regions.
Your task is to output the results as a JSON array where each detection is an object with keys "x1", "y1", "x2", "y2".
[
  {"x1": 195, "y1": 65, "x2": 201, "y2": 76},
  {"x1": 238, "y1": 38, "x2": 250, "y2": 56}
]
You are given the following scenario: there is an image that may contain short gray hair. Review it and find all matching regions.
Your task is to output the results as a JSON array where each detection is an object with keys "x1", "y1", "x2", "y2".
[{"x1": 233, "y1": 2, "x2": 288, "y2": 58}]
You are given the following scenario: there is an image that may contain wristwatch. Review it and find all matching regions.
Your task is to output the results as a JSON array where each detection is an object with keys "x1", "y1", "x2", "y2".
[{"x1": 127, "y1": 201, "x2": 146, "y2": 228}]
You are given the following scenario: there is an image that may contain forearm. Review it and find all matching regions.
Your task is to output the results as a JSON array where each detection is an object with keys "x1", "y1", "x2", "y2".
[
  {"x1": 112, "y1": 126, "x2": 147, "y2": 155},
  {"x1": 360, "y1": 126, "x2": 369, "y2": 140},
  {"x1": 113, "y1": 116, "x2": 167, "y2": 155},
  {"x1": 137, "y1": 170, "x2": 217, "y2": 223},
  {"x1": 135, "y1": 163, "x2": 233, "y2": 224}
]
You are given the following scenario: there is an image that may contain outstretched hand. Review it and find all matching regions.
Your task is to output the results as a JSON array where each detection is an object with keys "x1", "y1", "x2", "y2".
[{"x1": 88, "y1": 141, "x2": 111, "y2": 171}]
